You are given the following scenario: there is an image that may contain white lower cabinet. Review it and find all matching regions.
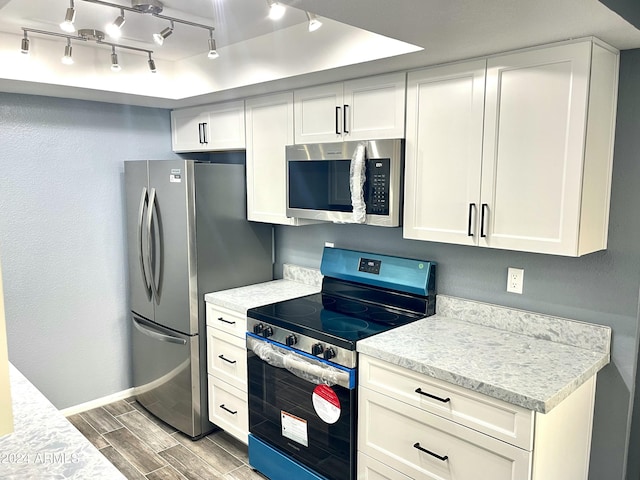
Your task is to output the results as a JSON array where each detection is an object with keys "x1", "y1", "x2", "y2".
[
  {"x1": 358, "y1": 355, "x2": 597, "y2": 480},
  {"x1": 206, "y1": 303, "x2": 249, "y2": 444}
]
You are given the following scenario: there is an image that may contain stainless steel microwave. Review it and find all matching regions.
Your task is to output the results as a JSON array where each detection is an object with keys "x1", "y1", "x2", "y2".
[{"x1": 286, "y1": 139, "x2": 404, "y2": 227}]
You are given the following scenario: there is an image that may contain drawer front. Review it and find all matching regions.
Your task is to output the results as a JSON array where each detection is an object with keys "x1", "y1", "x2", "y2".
[
  {"x1": 358, "y1": 387, "x2": 531, "y2": 480},
  {"x1": 358, "y1": 452, "x2": 412, "y2": 480},
  {"x1": 206, "y1": 303, "x2": 247, "y2": 337},
  {"x1": 208, "y1": 375, "x2": 248, "y2": 445},
  {"x1": 359, "y1": 355, "x2": 534, "y2": 449},
  {"x1": 207, "y1": 327, "x2": 247, "y2": 391}
]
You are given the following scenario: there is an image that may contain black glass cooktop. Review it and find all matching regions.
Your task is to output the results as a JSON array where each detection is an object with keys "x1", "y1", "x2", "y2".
[{"x1": 247, "y1": 292, "x2": 426, "y2": 350}]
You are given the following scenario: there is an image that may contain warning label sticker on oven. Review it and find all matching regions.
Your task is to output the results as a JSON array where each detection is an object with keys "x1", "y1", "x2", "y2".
[
  {"x1": 312, "y1": 384, "x2": 341, "y2": 424},
  {"x1": 281, "y1": 411, "x2": 308, "y2": 447}
]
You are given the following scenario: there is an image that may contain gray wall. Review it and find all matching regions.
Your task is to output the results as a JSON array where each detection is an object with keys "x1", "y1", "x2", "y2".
[
  {"x1": 0, "y1": 93, "x2": 179, "y2": 409},
  {"x1": 274, "y1": 49, "x2": 640, "y2": 480}
]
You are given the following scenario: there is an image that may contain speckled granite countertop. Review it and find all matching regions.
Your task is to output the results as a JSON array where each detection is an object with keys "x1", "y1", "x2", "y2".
[
  {"x1": 0, "y1": 364, "x2": 125, "y2": 479},
  {"x1": 357, "y1": 295, "x2": 611, "y2": 414},
  {"x1": 204, "y1": 264, "x2": 322, "y2": 313}
]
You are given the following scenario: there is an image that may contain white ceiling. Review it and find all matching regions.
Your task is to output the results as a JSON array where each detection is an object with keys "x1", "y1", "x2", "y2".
[{"x1": 0, "y1": 0, "x2": 639, "y2": 107}]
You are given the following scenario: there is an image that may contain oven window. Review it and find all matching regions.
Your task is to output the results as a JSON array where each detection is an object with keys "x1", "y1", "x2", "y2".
[{"x1": 248, "y1": 350, "x2": 356, "y2": 480}]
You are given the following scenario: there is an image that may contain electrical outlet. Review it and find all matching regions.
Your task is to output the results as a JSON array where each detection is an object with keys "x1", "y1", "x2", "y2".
[{"x1": 507, "y1": 267, "x2": 524, "y2": 294}]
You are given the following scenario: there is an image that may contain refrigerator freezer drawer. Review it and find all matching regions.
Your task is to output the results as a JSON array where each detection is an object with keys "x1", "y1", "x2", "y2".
[{"x1": 132, "y1": 314, "x2": 203, "y2": 437}]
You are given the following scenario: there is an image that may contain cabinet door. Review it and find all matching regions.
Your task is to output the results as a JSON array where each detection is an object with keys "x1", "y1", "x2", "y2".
[
  {"x1": 344, "y1": 72, "x2": 406, "y2": 141},
  {"x1": 480, "y1": 42, "x2": 592, "y2": 254},
  {"x1": 207, "y1": 100, "x2": 246, "y2": 150},
  {"x1": 403, "y1": 60, "x2": 486, "y2": 245},
  {"x1": 294, "y1": 83, "x2": 344, "y2": 143},
  {"x1": 171, "y1": 107, "x2": 209, "y2": 152},
  {"x1": 246, "y1": 92, "x2": 296, "y2": 224}
]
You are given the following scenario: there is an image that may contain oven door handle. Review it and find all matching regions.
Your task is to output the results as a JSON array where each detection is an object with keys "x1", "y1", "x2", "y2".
[{"x1": 247, "y1": 335, "x2": 353, "y2": 389}]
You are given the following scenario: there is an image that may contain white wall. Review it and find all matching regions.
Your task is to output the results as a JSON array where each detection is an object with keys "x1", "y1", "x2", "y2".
[
  {"x1": 0, "y1": 93, "x2": 180, "y2": 409},
  {"x1": 0, "y1": 255, "x2": 13, "y2": 437}
]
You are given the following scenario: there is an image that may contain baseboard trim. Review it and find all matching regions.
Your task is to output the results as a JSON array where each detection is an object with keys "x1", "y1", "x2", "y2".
[{"x1": 60, "y1": 387, "x2": 137, "y2": 417}]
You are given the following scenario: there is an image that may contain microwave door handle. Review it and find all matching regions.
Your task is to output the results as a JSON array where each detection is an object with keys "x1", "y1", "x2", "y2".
[
  {"x1": 137, "y1": 187, "x2": 152, "y2": 300},
  {"x1": 147, "y1": 188, "x2": 161, "y2": 304}
]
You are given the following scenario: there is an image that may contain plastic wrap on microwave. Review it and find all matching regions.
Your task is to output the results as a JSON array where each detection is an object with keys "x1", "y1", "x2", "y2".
[
  {"x1": 249, "y1": 337, "x2": 350, "y2": 389},
  {"x1": 348, "y1": 141, "x2": 367, "y2": 224}
]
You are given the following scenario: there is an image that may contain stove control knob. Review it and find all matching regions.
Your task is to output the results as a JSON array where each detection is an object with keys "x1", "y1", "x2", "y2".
[
  {"x1": 262, "y1": 326, "x2": 274, "y2": 338},
  {"x1": 253, "y1": 323, "x2": 264, "y2": 335},
  {"x1": 323, "y1": 348, "x2": 336, "y2": 360},
  {"x1": 285, "y1": 334, "x2": 297, "y2": 347},
  {"x1": 311, "y1": 343, "x2": 324, "y2": 356}
]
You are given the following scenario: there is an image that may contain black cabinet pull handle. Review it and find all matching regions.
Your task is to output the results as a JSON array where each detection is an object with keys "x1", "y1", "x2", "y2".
[
  {"x1": 335, "y1": 106, "x2": 342, "y2": 134},
  {"x1": 220, "y1": 404, "x2": 237, "y2": 415},
  {"x1": 218, "y1": 354, "x2": 237, "y2": 364},
  {"x1": 217, "y1": 316, "x2": 236, "y2": 325},
  {"x1": 480, "y1": 203, "x2": 489, "y2": 238},
  {"x1": 415, "y1": 388, "x2": 450, "y2": 403},
  {"x1": 198, "y1": 122, "x2": 203, "y2": 144},
  {"x1": 201, "y1": 122, "x2": 208, "y2": 144},
  {"x1": 413, "y1": 442, "x2": 448, "y2": 461},
  {"x1": 343, "y1": 104, "x2": 349, "y2": 133},
  {"x1": 467, "y1": 203, "x2": 476, "y2": 237}
]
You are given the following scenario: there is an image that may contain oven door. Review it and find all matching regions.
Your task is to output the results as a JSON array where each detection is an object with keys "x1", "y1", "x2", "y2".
[{"x1": 247, "y1": 333, "x2": 356, "y2": 480}]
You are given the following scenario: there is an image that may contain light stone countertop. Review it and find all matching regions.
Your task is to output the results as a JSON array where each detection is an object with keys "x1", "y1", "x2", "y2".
[
  {"x1": 204, "y1": 264, "x2": 322, "y2": 314},
  {"x1": 357, "y1": 295, "x2": 611, "y2": 414},
  {"x1": 0, "y1": 364, "x2": 125, "y2": 479}
]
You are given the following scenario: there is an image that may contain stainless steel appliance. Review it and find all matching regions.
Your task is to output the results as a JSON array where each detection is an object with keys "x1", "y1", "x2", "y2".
[
  {"x1": 246, "y1": 247, "x2": 435, "y2": 480},
  {"x1": 286, "y1": 139, "x2": 404, "y2": 226},
  {"x1": 124, "y1": 160, "x2": 273, "y2": 439}
]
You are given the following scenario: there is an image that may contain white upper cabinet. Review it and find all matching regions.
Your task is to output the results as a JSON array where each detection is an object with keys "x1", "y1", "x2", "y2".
[
  {"x1": 294, "y1": 72, "x2": 406, "y2": 143},
  {"x1": 245, "y1": 92, "x2": 317, "y2": 226},
  {"x1": 404, "y1": 40, "x2": 619, "y2": 256},
  {"x1": 171, "y1": 100, "x2": 246, "y2": 152}
]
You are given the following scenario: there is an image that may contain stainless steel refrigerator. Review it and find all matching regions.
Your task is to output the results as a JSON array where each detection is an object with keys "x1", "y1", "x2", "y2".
[{"x1": 124, "y1": 160, "x2": 273, "y2": 439}]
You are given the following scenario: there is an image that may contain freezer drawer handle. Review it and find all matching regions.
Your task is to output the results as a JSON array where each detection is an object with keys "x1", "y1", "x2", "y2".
[
  {"x1": 220, "y1": 404, "x2": 237, "y2": 415},
  {"x1": 415, "y1": 388, "x2": 450, "y2": 403},
  {"x1": 217, "y1": 316, "x2": 236, "y2": 325},
  {"x1": 133, "y1": 318, "x2": 187, "y2": 345},
  {"x1": 413, "y1": 442, "x2": 448, "y2": 462},
  {"x1": 218, "y1": 354, "x2": 237, "y2": 364}
]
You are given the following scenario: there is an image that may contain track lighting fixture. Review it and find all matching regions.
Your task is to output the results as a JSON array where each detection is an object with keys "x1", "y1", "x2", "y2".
[
  {"x1": 20, "y1": 31, "x2": 30, "y2": 54},
  {"x1": 106, "y1": 9, "x2": 126, "y2": 39},
  {"x1": 148, "y1": 52, "x2": 157, "y2": 73},
  {"x1": 110, "y1": 46, "x2": 121, "y2": 71},
  {"x1": 208, "y1": 30, "x2": 219, "y2": 59},
  {"x1": 62, "y1": 38, "x2": 74, "y2": 65},
  {"x1": 267, "y1": 0, "x2": 286, "y2": 20},
  {"x1": 60, "y1": 0, "x2": 77, "y2": 33},
  {"x1": 306, "y1": 12, "x2": 322, "y2": 32},
  {"x1": 153, "y1": 20, "x2": 174, "y2": 46}
]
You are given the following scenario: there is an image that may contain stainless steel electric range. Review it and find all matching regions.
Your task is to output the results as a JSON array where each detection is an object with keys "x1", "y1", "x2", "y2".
[{"x1": 246, "y1": 247, "x2": 436, "y2": 480}]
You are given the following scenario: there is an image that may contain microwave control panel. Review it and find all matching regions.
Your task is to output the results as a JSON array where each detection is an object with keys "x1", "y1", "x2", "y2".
[{"x1": 366, "y1": 159, "x2": 390, "y2": 215}]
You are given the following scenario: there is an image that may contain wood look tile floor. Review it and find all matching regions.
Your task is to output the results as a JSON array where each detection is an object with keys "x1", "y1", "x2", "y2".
[{"x1": 67, "y1": 398, "x2": 266, "y2": 480}]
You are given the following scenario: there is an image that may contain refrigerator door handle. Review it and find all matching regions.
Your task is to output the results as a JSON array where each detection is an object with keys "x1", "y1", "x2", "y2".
[
  {"x1": 133, "y1": 316, "x2": 187, "y2": 345},
  {"x1": 147, "y1": 187, "x2": 161, "y2": 305},
  {"x1": 137, "y1": 187, "x2": 152, "y2": 300}
]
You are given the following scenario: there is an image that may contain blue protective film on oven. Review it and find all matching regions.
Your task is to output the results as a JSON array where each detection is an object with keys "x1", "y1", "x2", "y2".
[
  {"x1": 320, "y1": 247, "x2": 435, "y2": 297},
  {"x1": 247, "y1": 332, "x2": 356, "y2": 389},
  {"x1": 249, "y1": 434, "x2": 329, "y2": 480}
]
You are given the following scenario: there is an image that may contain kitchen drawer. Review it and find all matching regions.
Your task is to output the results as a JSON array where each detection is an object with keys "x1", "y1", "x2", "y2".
[
  {"x1": 358, "y1": 452, "x2": 412, "y2": 480},
  {"x1": 206, "y1": 327, "x2": 247, "y2": 391},
  {"x1": 208, "y1": 375, "x2": 248, "y2": 445},
  {"x1": 206, "y1": 303, "x2": 247, "y2": 338},
  {"x1": 359, "y1": 355, "x2": 534, "y2": 449},
  {"x1": 358, "y1": 386, "x2": 531, "y2": 480}
]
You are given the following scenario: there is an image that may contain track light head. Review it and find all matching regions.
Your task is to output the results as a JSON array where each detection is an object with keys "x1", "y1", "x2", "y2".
[
  {"x1": 153, "y1": 21, "x2": 174, "y2": 46},
  {"x1": 148, "y1": 56, "x2": 157, "y2": 73},
  {"x1": 208, "y1": 36, "x2": 219, "y2": 59},
  {"x1": 106, "y1": 9, "x2": 126, "y2": 39},
  {"x1": 62, "y1": 39, "x2": 73, "y2": 65},
  {"x1": 306, "y1": 12, "x2": 322, "y2": 32},
  {"x1": 267, "y1": 0, "x2": 286, "y2": 20},
  {"x1": 21, "y1": 32, "x2": 29, "y2": 54},
  {"x1": 110, "y1": 46, "x2": 121, "y2": 71}
]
